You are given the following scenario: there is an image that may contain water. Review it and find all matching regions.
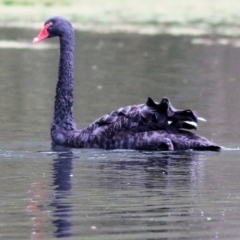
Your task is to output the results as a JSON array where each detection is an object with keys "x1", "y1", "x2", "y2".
[{"x1": 0, "y1": 27, "x2": 240, "y2": 239}]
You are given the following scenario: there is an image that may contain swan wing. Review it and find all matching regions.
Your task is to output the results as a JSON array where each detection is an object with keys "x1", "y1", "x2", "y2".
[{"x1": 82, "y1": 97, "x2": 198, "y2": 137}]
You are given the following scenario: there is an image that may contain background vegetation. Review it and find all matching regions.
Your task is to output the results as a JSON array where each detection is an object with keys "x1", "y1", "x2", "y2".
[{"x1": 0, "y1": 0, "x2": 240, "y2": 34}]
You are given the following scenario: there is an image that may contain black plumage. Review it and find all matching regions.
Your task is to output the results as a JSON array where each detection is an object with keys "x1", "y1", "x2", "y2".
[{"x1": 33, "y1": 16, "x2": 221, "y2": 151}]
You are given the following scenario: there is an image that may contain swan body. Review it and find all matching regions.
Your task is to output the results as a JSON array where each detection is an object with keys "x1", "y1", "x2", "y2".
[{"x1": 33, "y1": 16, "x2": 221, "y2": 151}]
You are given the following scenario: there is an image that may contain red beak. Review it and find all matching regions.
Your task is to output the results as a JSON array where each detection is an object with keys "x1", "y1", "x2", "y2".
[{"x1": 33, "y1": 22, "x2": 51, "y2": 43}]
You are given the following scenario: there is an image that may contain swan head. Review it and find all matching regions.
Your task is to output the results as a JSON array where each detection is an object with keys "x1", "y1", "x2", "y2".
[{"x1": 33, "y1": 16, "x2": 73, "y2": 43}]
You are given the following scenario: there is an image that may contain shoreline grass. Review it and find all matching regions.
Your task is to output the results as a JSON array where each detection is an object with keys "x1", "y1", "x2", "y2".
[{"x1": 1, "y1": 1, "x2": 240, "y2": 35}]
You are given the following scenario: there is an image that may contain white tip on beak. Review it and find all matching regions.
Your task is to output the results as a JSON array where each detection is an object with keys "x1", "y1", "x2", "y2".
[{"x1": 33, "y1": 37, "x2": 39, "y2": 43}]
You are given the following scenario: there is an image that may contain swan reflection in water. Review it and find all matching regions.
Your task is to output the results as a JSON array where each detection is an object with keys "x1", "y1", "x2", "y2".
[
  {"x1": 50, "y1": 149, "x2": 207, "y2": 238},
  {"x1": 51, "y1": 146, "x2": 74, "y2": 238},
  {"x1": 90, "y1": 151, "x2": 208, "y2": 235},
  {"x1": 27, "y1": 147, "x2": 210, "y2": 239},
  {"x1": 27, "y1": 146, "x2": 74, "y2": 239},
  {"x1": 49, "y1": 149, "x2": 206, "y2": 238},
  {"x1": 97, "y1": 151, "x2": 206, "y2": 190}
]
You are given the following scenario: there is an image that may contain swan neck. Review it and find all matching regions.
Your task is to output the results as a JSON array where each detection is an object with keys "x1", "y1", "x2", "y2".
[
  {"x1": 58, "y1": 32, "x2": 74, "y2": 86},
  {"x1": 52, "y1": 29, "x2": 76, "y2": 133}
]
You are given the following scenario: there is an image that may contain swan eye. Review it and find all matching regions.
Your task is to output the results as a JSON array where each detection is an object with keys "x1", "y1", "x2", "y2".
[{"x1": 45, "y1": 22, "x2": 52, "y2": 29}]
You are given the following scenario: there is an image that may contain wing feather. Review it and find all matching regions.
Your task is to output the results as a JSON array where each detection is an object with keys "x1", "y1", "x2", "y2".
[{"x1": 81, "y1": 97, "x2": 199, "y2": 138}]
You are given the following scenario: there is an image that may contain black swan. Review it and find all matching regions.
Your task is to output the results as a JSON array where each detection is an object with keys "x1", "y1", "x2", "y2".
[{"x1": 33, "y1": 16, "x2": 221, "y2": 151}]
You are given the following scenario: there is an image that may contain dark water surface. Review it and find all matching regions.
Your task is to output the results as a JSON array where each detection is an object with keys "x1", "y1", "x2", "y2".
[{"x1": 0, "y1": 28, "x2": 240, "y2": 239}]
